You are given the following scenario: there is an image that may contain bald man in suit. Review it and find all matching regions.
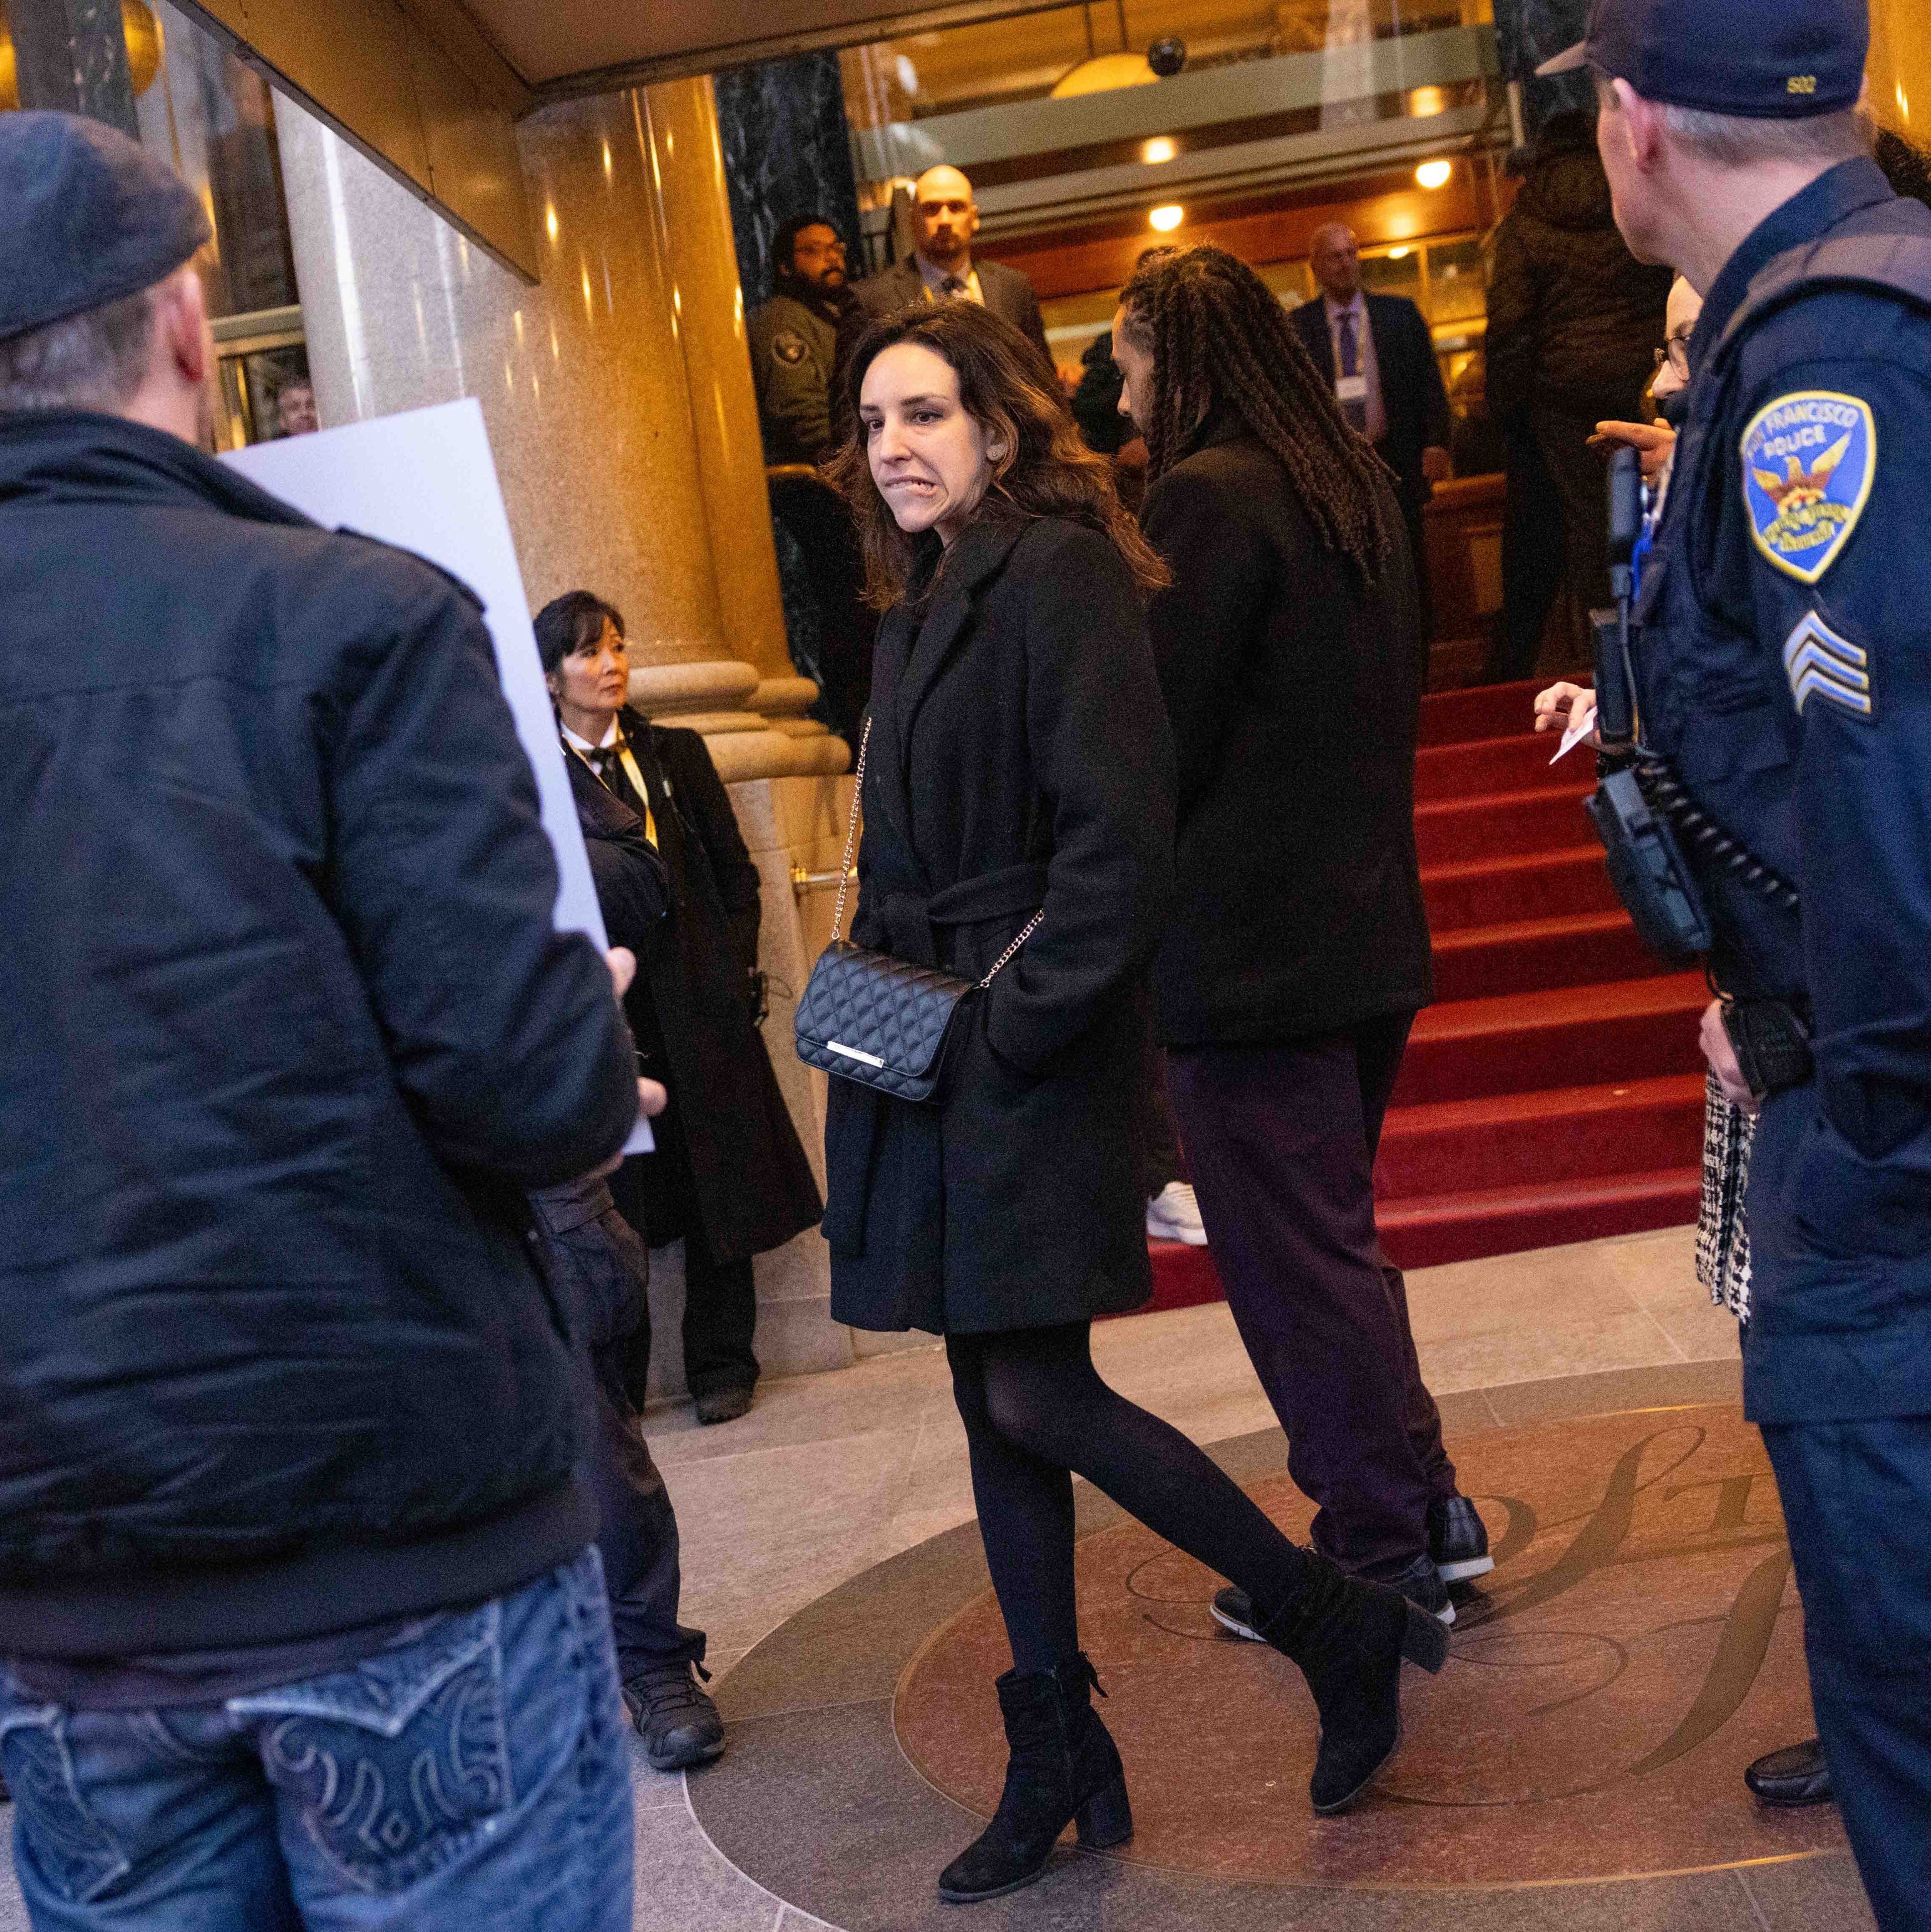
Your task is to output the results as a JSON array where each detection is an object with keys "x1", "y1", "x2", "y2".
[{"x1": 852, "y1": 165, "x2": 1054, "y2": 378}]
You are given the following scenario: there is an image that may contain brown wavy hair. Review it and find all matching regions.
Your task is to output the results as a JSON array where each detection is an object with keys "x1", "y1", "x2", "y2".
[
  {"x1": 1116, "y1": 244, "x2": 1395, "y2": 581},
  {"x1": 825, "y1": 301, "x2": 1168, "y2": 609}
]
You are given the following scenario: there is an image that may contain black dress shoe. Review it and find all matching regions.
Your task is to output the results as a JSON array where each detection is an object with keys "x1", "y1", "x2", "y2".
[
  {"x1": 1744, "y1": 1737, "x2": 1834, "y2": 1807},
  {"x1": 693, "y1": 1385, "x2": 753, "y2": 1426},
  {"x1": 624, "y1": 1661, "x2": 726, "y2": 1771},
  {"x1": 1382, "y1": 1552, "x2": 1455, "y2": 1626},
  {"x1": 1211, "y1": 1584, "x2": 1265, "y2": 1642},
  {"x1": 1427, "y1": 1495, "x2": 1494, "y2": 1583}
]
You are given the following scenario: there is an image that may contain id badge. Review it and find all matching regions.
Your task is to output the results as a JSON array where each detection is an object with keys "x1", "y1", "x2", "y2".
[{"x1": 1335, "y1": 375, "x2": 1369, "y2": 404}]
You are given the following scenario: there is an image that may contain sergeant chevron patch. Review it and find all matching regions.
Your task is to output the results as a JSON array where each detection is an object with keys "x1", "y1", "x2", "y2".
[
  {"x1": 1741, "y1": 390, "x2": 1875, "y2": 583},
  {"x1": 1783, "y1": 608, "x2": 1872, "y2": 719}
]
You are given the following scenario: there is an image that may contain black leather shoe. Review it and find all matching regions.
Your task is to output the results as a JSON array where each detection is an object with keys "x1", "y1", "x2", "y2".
[
  {"x1": 1744, "y1": 1738, "x2": 1833, "y2": 1807},
  {"x1": 937, "y1": 1654, "x2": 1131, "y2": 1904},
  {"x1": 1211, "y1": 1585, "x2": 1265, "y2": 1642},
  {"x1": 624, "y1": 1661, "x2": 726, "y2": 1771},
  {"x1": 1428, "y1": 1496, "x2": 1494, "y2": 1583},
  {"x1": 1383, "y1": 1552, "x2": 1455, "y2": 1626},
  {"x1": 693, "y1": 1385, "x2": 753, "y2": 1426},
  {"x1": 1256, "y1": 1555, "x2": 1449, "y2": 1814}
]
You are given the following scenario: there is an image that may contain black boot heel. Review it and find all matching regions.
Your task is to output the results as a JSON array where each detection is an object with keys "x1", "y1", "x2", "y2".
[
  {"x1": 1074, "y1": 1772, "x2": 1133, "y2": 1849},
  {"x1": 1401, "y1": 1602, "x2": 1450, "y2": 1673},
  {"x1": 937, "y1": 1654, "x2": 1129, "y2": 1904}
]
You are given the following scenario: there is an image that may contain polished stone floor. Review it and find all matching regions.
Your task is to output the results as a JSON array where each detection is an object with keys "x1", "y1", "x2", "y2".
[{"x1": 0, "y1": 1225, "x2": 1877, "y2": 1930}]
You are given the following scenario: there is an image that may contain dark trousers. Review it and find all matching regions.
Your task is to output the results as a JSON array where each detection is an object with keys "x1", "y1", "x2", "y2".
[
  {"x1": 1761, "y1": 1417, "x2": 1931, "y2": 1932},
  {"x1": 587, "y1": 1339, "x2": 706, "y2": 1683},
  {"x1": 1167, "y1": 1012, "x2": 1458, "y2": 1578},
  {"x1": 1488, "y1": 415, "x2": 1569, "y2": 683},
  {"x1": 1139, "y1": 1032, "x2": 1188, "y2": 1201},
  {"x1": 626, "y1": 1224, "x2": 758, "y2": 1402}
]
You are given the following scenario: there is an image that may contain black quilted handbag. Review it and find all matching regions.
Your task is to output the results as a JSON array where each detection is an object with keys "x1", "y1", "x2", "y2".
[{"x1": 794, "y1": 721, "x2": 1040, "y2": 1104}]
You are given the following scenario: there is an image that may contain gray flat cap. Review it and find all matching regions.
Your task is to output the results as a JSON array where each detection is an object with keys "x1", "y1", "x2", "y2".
[{"x1": 0, "y1": 111, "x2": 213, "y2": 342}]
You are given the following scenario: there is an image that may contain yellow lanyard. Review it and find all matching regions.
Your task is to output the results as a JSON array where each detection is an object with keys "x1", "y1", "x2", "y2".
[{"x1": 572, "y1": 734, "x2": 657, "y2": 847}]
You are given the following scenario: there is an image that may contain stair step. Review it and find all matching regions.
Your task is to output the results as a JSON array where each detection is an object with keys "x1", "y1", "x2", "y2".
[
  {"x1": 1378, "y1": 1168, "x2": 1702, "y2": 1271},
  {"x1": 1393, "y1": 972, "x2": 1707, "y2": 1105},
  {"x1": 1416, "y1": 782, "x2": 1595, "y2": 867},
  {"x1": 1416, "y1": 731, "x2": 1576, "y2": 802},
  {"x1": 1376, "y1": 1073, "x2": 1707, "y2": 1200},
  {"x1": 1431, "y1": 909, "x2": 1659, "y2": 1002},
  {"x1": 1418, "y1": 678, "x2": 1546, "y2": 748},
  {"x1": 1423, "y1": 847, "x2": 1619, "y2": 931}
]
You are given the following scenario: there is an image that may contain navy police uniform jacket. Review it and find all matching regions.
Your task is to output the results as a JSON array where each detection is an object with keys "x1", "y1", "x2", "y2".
[{"x1": 1634, "y1": 158, "x2": 1931, "y2": 1425}]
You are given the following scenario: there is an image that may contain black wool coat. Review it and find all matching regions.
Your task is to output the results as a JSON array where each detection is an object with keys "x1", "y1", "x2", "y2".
[
  {"x1": 1142, "y1": 418, "x2": 1434, "y2": 1048},
  {"x1": 824, "y1": 515, "x2": 1176, "y2": 1336},
  {"x1": 566, "y1": 715, "x2": 822, "y2": 1264}
]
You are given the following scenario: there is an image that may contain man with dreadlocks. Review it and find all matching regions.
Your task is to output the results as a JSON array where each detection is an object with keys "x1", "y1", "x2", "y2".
[{"x1": 1112, "y1": 245, "x2": 1492, "y2": 1636}]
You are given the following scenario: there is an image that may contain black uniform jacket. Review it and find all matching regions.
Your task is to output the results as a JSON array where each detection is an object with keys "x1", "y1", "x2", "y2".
[
  {"x1": 568, "y1": 713, "x2": 823, "y2": 1265},
  {"x1": 0, "y1": 412, "x2": 636, "y2": 1655},
  {"x1": 824, "y1": 515, "x2": 1176, "y2": 1335},
  {"x1": 1289, "y1": 293, "x2": 1452, "y2": 515},
  {"x1": 1142, "y1": 416, "x2": 1434, "y2": 1047}
]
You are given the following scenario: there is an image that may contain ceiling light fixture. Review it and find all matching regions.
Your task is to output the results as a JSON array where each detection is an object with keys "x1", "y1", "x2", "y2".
[
  {"x1": 1148, "y1": 204, "x2": 1184, "y2": 231},
  {"x1": 1415, "y1": 158, "x2": 1453, "y2": 190},
  {"x1": 1143, "y1": 135, "x2": 1177, "y2": 164},
  {"x1": 1387, "y1": 245, "x2": 1412, "y2": 260}
]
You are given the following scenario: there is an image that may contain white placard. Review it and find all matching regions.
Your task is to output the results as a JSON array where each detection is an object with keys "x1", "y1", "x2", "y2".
[{"x1": 225, "y1": 399, "x2": 650, "y2": 1152}]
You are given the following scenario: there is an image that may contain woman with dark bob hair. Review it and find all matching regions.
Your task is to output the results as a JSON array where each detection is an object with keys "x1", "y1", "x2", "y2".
[{"x1": 821, "y1": 301, "x2": 1445, "y2": 1906}]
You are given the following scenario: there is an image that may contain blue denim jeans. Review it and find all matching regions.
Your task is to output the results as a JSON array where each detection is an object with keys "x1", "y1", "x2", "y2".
[{"x1": 0, "y1": 1548, "x2": 633, "y2": 1931}]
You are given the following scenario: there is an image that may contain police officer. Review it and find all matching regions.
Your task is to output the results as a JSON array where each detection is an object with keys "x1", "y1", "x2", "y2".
[
  {"x1": 748, "y1": 212, "x2": 856, "y2": 465},
  {"x1": 1539, "y1": 4, "x2": 1931, "y2": 1923}
]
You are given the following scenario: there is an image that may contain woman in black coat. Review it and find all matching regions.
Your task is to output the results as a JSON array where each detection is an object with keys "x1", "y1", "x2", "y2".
[
  {"x1": 823, "y1": 302, "x2": 1445, "y2": 1906},
  {"x1": 535, "y1": 594, "x2": 823, "y2": 1425}
]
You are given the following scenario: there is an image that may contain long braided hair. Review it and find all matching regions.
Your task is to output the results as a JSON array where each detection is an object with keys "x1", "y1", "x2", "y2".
[{"x1": 1117, "y1": 245, "x2": 1395, "y2": 580}]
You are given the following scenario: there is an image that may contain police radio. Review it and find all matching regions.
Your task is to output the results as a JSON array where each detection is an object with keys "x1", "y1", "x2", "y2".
[{"x1": 1584, "y1": 446, "x2": 1716, "y2": 965}]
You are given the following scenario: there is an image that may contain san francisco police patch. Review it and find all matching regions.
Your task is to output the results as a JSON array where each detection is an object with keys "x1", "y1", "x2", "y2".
[{"x1": 1740, "y1": 390, "x2": 1875, "y2": 583}]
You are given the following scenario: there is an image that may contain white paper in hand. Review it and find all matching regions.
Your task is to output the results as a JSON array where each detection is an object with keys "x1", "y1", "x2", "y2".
[
  {"x1": 224, "y1": 399, "x2": 651, "y2": 1152},
  {"x1": 1551, "y1": 704, "x2": 1598, "y2": 764}
]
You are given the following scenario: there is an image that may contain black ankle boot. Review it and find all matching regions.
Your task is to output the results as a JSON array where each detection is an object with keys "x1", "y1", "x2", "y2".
[
  {"x1": 936, "y1": 1653, "x2": 1132, "y2": 1905},
  {"x1": 1257, "y1": 1554, "x2": 1449, "y2": 1816}
]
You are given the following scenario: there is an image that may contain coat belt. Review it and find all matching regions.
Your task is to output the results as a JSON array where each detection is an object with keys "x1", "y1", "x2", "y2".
[{"x1": 876, "y1": 863, "x2": 1047, "y2": 966}]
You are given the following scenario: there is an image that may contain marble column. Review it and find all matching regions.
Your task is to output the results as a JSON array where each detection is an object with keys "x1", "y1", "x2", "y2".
[
  {"x1": 1488, "y1": 0, "x2": 1592, "y2": 135},
  {"x1": 10, "y1": 0, "x2": 138, "y2": 133},
  {"x1": 276, "y1": 89, "x2": 855, "y2": 1394},
  {"x1": 713, "y1": 50, "x2": 864, "y2": 312}
]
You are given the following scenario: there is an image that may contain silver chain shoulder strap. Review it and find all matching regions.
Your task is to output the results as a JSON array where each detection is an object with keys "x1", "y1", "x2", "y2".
[{"x1": 830, "y1": 716, "x2": 1042, "y2": 991}]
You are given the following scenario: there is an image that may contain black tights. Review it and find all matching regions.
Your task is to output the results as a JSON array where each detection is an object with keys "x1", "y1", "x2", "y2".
[{"x1": 947, "y1": 1322, "x2": 1311, "y2": 1674}]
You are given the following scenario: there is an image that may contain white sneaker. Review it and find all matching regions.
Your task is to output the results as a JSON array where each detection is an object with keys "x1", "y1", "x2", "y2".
[{"x1": 1146, "y1": 1181, "x2": 1208, "y2": 1246}]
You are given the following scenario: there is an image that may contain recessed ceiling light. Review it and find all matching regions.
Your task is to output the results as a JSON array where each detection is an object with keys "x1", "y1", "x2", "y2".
[
  {"x1": 1416, "y1": 158, "x2": 1453, "y2": 190},
  {"x1": 1143, "y1": 135, "x2": 1177, "y2": 164},
  {"x1": 1148, "y1": 204, "x2": 1184, "y2": 231}
]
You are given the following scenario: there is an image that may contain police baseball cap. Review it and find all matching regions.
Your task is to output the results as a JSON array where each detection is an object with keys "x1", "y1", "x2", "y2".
[
  {"x1": 0, "y1": 111, "x2": 212, "y2": 343},
  {"x1": 1537, "y1": 0, "x2": 1867, "y2": 118}
]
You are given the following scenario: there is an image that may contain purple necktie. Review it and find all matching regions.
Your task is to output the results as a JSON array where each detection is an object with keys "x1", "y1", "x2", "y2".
[{"x1": 1337, "y1": 310, "x2": 1367, "y2": 432}]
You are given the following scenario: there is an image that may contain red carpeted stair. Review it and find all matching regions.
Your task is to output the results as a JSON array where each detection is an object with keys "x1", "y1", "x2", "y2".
[{"x1": 1143, "y1": 678, "x2": 1704, "y2": 1312}]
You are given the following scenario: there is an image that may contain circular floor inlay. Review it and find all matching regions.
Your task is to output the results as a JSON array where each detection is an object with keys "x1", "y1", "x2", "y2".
[{"x1": 895, "y1": 1404, "x2": 1844, "y2": 1887}]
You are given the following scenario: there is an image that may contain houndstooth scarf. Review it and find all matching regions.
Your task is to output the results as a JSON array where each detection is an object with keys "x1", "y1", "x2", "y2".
[{"x1": 1696, "y1": 1071, "x2": 1754, "y2": 1324}]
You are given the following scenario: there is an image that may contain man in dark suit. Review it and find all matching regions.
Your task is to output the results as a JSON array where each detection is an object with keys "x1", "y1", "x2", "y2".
[
  {"x1": 1289, "y1": 223, "x2": 1453, "y2": 660},
  {"x1": 852, "y1": 164, "x2": 1054, "y2": 377}
]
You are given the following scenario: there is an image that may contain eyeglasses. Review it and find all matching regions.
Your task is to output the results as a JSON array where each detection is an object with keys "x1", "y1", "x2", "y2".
[{"x1": 1653, "y1": 334, "x2": 1692, "y2": 382}]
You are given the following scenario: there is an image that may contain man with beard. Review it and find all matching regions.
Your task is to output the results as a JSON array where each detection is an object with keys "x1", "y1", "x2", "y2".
[
  {"x1": 751, "y1": 214, "x2": 874, "y2": 740},
  {"x1": 750, "y1": 214, "x2": 858, "y2": 466}
]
